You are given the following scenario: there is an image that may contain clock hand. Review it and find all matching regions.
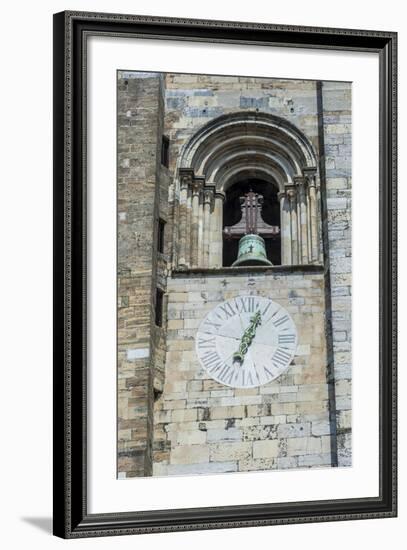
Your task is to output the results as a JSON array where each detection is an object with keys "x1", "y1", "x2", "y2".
[{"x1": 233, "y1": 310, "x2": 262, "y2": 364}]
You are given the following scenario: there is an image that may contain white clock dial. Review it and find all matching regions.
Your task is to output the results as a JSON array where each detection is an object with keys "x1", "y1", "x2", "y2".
[{"x1": 195, "y1": 296, "x2": 298, "y2": 388}]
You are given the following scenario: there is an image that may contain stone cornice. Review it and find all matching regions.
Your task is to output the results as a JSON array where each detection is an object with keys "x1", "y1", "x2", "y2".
[{"x1": 171, "y1": 264, "x2": 324, "y2": 277}]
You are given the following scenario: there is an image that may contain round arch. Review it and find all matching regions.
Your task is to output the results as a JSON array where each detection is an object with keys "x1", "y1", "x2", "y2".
[{"x1": 178, "y1": 111, "x2": 318, "y2": 192}]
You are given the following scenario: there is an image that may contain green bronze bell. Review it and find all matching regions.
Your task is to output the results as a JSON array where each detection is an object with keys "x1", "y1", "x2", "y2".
[{"x1": 232, "y1": 234, "x2": 273, "y2": 267}]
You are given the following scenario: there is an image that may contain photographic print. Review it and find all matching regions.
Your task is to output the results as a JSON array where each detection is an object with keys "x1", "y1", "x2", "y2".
[{"x1": 117, "y1": 70, "x2": 352, "y2": 479}]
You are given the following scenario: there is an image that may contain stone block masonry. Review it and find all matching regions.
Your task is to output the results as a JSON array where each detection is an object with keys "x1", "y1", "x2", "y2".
[
  {"x1": 117, "y1": 72, "x2": 169, "y2": 477},
  {"x1": 153, "y1": 268, "x2": 335, "y2": 475},
  {"x1": 319, "y1": 81, "x2": 352, "y2": 467}
]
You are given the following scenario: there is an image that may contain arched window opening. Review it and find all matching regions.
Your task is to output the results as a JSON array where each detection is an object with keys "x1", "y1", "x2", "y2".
[
  {"x1": 176, "y1": 112, "x2": 321, "y2": 270},
  {"x1": 222, "y1": 179, "x2": 281, "y2": 267}
]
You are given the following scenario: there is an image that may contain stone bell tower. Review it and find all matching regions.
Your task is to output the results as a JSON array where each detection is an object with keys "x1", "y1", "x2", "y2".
[{"x1": 117, "y1": 71, "x2": 352, "y2": 478}]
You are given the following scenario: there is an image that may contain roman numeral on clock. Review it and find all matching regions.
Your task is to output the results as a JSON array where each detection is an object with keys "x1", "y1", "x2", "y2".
[
  {"x1": 204, "y1": 318, "x2": 221, "y2": 331},
  {"x1": 217, "y1": 364, "x2": 234, "y2": 385},
  {"x1": 273, "y1": 314, "x2": 289, "y2": 328},
  {"x1": 235, "y1": 296, "x2": 257, "y2": 313},
  {"x1": 278, "y1": 333, "x2": 296, "y2": 345},
  {"x1": 272, "y1": 347, "x2": 292, "y2": 368},
  {"x1": 197, "y1": 335, "x2": 216, "y2": 349},
  {"x1": 201, "y1": 350, "x2": 223, "y2": 372},
  {"x1": 246, "y1": 369, "x2": 260, "y2": 387},
  {"x1": 217, "y1": 302, "x2": 236, "y2": 319},
  {"x1": 261, "y1": 301, "x2": 273, "y2": 316}
]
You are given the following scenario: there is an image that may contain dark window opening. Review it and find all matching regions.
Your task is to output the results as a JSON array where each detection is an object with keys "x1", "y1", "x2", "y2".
[
  {"x1": 161, "y1": 135, "x2": 169, "y2": 167},
  {"x1": 222, "y1": 179, "x2": 281, "y2": 267},
  {"x1": 155, "y1": 288, "x2": 164, "y2": 327},
  {"x1": 153, "y1": 388, "x2": 163, "y2": 402},
  {"x1": 157, "y1": 218, "x2": 166, "y2": 254}
]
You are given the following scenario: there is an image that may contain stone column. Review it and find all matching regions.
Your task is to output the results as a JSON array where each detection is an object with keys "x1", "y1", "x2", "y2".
[
  {"x1": 296, "y1": 192, "x2": 302, "y2": 263},
  {"x1": 307, "y1": 191, "x2": 312, "y2": 261},
  {"x1": 317, "y1": 187, "x2": 324, "y2": 264},
  {"x1": 198, "y1": 197, "x2": 204, "y2": 266},
  {"x1": 297, "y1": 177, "x2": 309, "y2": 264},
  {"x1": 287, "y1": 187, "x2": 298, "y2": 265},
  {"x1": 203, "y1": 188, "x2": 214, "y2": 268},
  {"x1": 186, "y1": 186, "x2": 192, "y2": 266},
  {"x1": 191, "y1": 181, "x2": 201, "y2": 268},
  {"x1": 308, "y1": 175, "x2": 319, "y2": 263},
  {"x1": 210, "y1": 191, "x2": 225, "y2": 267},
  {"x1": 178, "y1": 174, "x2": 190, "y2": 268},
  {"x1": 278, "y1": 190, "x2": 291, "y2": 265}
]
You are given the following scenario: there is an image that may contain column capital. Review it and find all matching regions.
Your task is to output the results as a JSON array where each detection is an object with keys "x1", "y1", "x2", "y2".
[
  {"x1": 285, "y1": 184, "x2": 297, "y2": 201},
  {"x1": 191, "y1": 180, "x2": 203, "y2": 197},
  {"x1": 191, "y1": 175, "x2": 205, "y2": 196},
  {"x1": 214, "y1": 190, "x2": 226, "y2": 203},
  {"x1": 203, "y1": 185, "x2": 215, "y2": 207},
  {"x1": 179, "y1": 168, "x2": 194, "y2": 190},
  {"x1": 302, "y1": 166, "x2": 317, "y2": 176},
  {"x1": 294, "y1": 176, "x2": 308, "y2": 198},
  {"x1": 306, "y1": 174, "x2": 317, "y2": 188},
  {"x1": 294, "y1": 175, "x2": 306, "y2": 186},
  {"x1": 302, "y1": 167, "x2": 318, "y2": 188}
]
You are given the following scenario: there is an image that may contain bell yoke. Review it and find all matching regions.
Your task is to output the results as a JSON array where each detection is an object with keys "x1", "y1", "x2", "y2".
[{"x1": 223, "y1": 190, "x2": 278, "y2": 266}]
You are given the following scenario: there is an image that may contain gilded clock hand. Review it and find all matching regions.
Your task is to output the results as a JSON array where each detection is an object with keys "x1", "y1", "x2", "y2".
[{"x1": 233, "y1": 310, "x2": 262, "y2": 364}]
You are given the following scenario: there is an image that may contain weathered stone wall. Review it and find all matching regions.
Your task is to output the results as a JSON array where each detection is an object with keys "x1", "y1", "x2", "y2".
[
  {"x1": 153, "y1": 268, "x2": 334, "y2": 475},
  {"x1": 320, "y1": 82, "x2": 352, "y2": 466},
  {"x1": 164, "y1": 74, "x2": 320, "y2": 159},
  {"x1": 117, "y1": 72, "x2": 168, "y2": 477}
]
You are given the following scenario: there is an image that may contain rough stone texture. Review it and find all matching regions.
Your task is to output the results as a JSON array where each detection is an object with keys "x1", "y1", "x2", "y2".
[
  {"x1": 117, "y1": 72, "x2": 169, "y2": 477},
  {"x1": 320, "y1": 82, "x2": 352, "y2": 466},
  {"x1": 117, "y1": 72, "x2": 352, "y2": 477}
]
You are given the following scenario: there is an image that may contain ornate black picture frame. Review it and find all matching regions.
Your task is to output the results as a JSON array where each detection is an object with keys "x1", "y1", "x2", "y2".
[{"x1": 53, "y1": 10, "x2": 397, "y2": 538}]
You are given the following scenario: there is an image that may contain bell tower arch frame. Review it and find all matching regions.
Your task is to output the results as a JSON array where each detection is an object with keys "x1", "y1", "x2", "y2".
[{"x1": 174, "y1": 111, "x2": 321, "y2": 268}]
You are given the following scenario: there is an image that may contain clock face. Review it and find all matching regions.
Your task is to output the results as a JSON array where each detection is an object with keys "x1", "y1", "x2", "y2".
[{"x1": 195, "y1": 296, "x2": 297, "y2": 388}]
